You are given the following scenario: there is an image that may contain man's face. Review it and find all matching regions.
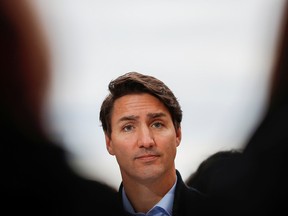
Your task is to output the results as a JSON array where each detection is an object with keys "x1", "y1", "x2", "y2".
[{"x1": 105, "y1": 93, "x2": 181, "y2": 183}]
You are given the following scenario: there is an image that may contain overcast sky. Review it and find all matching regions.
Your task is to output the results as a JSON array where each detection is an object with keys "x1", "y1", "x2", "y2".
[{"x1": 32, "y1": 0, "x2": 285, "y2": 188}]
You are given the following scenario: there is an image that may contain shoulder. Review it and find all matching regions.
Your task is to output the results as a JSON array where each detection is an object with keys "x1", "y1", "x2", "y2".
[
  {"x1": 174, "y1": 171, "x2": 242, "y2": 215},
  {"x1": 175, "y1": 173, "x2": 206, "y2": 203},
  {"x1": 173, "y1": 170, "x2": 210, "y2": 215}
]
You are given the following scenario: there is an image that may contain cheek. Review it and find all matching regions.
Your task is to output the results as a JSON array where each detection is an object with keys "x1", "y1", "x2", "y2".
[
  {"x1": 113, "y1": 144, "x2": 133, "y2": 168},
  {"x1": 160, "y1": 133, "x2": 179, "y2": 155},
  {"x1": 160, "y1": 129, "x2": 180, "y2": 147},
  {"x1": 110, "y1": 135, "x2": 134, "y2": 156},
  {"x1": 157, "y1": 136, "x2": 177, "y2": 150}
]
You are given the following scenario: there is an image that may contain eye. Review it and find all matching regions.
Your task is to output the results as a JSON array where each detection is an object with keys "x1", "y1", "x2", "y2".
[
  {"x1": 123, "y1": 124, "x2": 134, "y2": 132},
  {"x1": 152, "y1": 122, "x2": 163, "y2": 129}
]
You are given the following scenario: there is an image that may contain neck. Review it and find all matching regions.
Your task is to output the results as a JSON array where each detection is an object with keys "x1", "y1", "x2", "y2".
[{"x1": 122, "y1": 169, "x2": 177, "y2": 213}]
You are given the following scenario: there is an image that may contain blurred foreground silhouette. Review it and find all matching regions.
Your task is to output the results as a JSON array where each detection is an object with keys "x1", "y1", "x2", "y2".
[
  {"x1": 187, "y1": 1, "x2": 288, "y2": 214},
  {"x1": 1, "y1": 0, "x2": 122, "y2": 214}
]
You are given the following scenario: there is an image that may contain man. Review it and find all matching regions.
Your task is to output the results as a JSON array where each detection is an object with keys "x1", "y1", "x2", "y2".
[{"x1": 99, "y1": 72, "x2": 210, "y2": 215}]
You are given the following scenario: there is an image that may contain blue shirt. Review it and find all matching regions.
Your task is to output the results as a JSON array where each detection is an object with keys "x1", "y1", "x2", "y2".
[{"x1": 122, "y1": 178, "x2": 177, "y2": 216}]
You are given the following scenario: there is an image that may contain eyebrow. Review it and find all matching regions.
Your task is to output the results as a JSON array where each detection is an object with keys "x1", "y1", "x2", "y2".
[
  {"x1": 147, "y1": 112, "x2": 167, "y2": 119},
  {"x1": 117, "y1": 112, "x2": 167, "y2": 123},
  {"x1": 118, "y1": 115, "x2": 139, "y2": 123}
]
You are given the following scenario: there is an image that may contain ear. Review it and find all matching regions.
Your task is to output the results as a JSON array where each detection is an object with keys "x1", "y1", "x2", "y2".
[
  {"x1": 105, "y1": 133, "x2": 115, "y2": 155},
  {"x1": 175, "y1": 127, "x2": 182, "y2": 147}
]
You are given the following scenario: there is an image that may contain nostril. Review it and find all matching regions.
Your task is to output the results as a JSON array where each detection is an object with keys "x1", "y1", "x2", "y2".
[{"x1": 138, "y1": 136, "x2": 155, "y2": 148}]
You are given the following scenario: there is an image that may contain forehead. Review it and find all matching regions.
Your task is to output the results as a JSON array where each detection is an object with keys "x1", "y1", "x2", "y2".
[{"x1": 111, "y1": 93, "x2": 169, "y2": 119}]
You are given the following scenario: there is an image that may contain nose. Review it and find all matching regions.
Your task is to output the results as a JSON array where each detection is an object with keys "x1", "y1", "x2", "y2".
[{"x1": 137, "y1": 125, "x2": 155, "y2": 148}]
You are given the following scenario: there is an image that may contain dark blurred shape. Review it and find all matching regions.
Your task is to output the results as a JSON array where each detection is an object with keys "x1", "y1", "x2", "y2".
[
  {"x1": 186, "y1": 1, "x2": 288, "y2": 215},
  {"x1": 239, "y1": 0, "x2": 288, "y2": 213},
  {"x1": 186, "y1": 150, "x2": 242, "y2": 194},
  {"x1": 1, "y1": 0, "x2": 122, "y2": 214}
]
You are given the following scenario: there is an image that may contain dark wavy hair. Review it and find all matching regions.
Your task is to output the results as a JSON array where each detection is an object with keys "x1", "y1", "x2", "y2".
[{"x1": 99, "y1": 72, "x2": 182, "y2": 138}]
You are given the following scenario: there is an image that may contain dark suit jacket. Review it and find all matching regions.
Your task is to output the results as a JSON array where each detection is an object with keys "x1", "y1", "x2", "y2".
[
  {"x1": 117, "y1": 170, "x2": 212, "y2": 216},
  {"x1": 4, "y1": 111, "x2": 122, "y2": 215}
]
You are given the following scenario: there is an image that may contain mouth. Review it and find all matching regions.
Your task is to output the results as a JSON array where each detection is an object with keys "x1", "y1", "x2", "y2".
[{"x1": 135, "y1": 154, "x2": 160, "y2": 162}]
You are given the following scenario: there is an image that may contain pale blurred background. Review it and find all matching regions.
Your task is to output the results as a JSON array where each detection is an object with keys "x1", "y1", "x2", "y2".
[{"x1": 30, "y1": 0, "x2": 286, "y2": 189}]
